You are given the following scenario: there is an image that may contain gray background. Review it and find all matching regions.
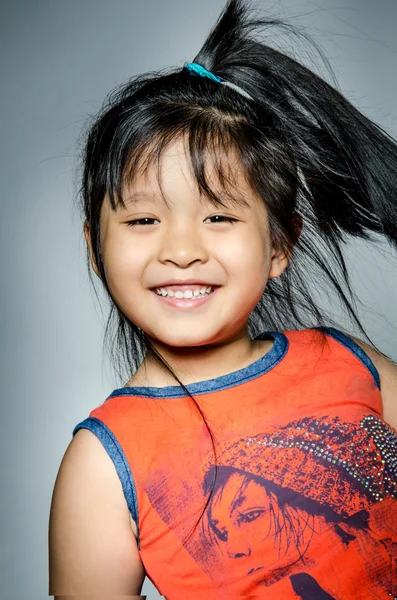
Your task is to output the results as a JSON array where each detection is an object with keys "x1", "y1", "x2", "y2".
[{"x1": 1, "y1": 0, "x2": 396, "y2": 598}]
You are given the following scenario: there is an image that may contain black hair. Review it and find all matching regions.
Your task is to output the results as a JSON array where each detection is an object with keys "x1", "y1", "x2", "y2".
[{"x1": 78, "y1": 0, "x2": 397, "y2": 549}]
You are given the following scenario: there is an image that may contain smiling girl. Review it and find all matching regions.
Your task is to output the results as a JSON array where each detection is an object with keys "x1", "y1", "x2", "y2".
[{"x1": 49, "y1": 1, "x2": 397, "y2": 598}]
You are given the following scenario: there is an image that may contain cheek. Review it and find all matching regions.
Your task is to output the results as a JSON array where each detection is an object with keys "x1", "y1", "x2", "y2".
[
  {"x1": 102, "y1": 234, "x2": 146, "y2": 292},
  {"x1": 226, "y1": 234, "x2": 271, "y2": 298},
  {"x1": 219, "y1": 228, "x2": 269, "y2": 270},
  {"x1": 240, "y1": 513, "x2": 269, "y2": 534}
]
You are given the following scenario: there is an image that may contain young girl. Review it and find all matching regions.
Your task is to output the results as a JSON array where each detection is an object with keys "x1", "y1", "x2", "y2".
[{"x1": 48, "y1": 0, "x2": 397, "y2": 598}]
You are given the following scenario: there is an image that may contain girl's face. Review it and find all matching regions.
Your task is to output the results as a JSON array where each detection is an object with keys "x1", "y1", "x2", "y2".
[{"x1": 89, "y1": 137, "x2": 289, "y2": 350}]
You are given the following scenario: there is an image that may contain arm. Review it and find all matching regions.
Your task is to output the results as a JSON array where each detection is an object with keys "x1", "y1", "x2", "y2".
[
  {"x1": 48, "y1": 428, "x2": 146, "y2": 598},
  {"x1": 347, "y1": 335, "x2": 397, "y2": 431}
]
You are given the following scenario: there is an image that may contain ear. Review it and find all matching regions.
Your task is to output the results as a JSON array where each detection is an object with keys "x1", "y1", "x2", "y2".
[
  {"x1": 268, "y1": 247, "x2": 290, "y2": 279},
  {"x1": 83, "y1": 220, "x2": 101, "y2": 279},
  {"x1": 268, "y1": 214, "x2": 302, "y2": 279}
]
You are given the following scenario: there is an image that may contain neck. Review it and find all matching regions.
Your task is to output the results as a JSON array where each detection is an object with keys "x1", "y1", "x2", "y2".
[{"x1": 126, "y1": 331, "x2": 273, "y2": 388}]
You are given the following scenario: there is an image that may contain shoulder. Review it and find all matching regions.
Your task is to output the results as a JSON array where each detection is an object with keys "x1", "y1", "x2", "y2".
[{"x1": 343, "y1": 333, "x2": 397, "y2": 431}]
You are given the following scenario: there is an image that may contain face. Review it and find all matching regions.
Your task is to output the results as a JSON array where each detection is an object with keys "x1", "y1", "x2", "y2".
[
  {"x1": 86, "y1": 136, "x2": 289, "y2": 351},
  {"x1": 208, "y1": 473, "x2": 284, "y2": 574},
  {"x1": 207, "y1": 472, "x2": 326, "y2": 582},
  {"x1": 208, "y1": 472, "x2": 391, "y2": 594}
]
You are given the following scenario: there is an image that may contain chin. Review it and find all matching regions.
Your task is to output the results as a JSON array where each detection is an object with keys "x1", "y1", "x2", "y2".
[{"x1": 149, "y1": 331, "x2": 220, "y2": 348}]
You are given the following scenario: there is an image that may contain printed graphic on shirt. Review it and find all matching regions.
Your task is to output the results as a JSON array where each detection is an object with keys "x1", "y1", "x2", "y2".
[{"x1": 145, "y1": 415, "x2": 397, "y2": 599}]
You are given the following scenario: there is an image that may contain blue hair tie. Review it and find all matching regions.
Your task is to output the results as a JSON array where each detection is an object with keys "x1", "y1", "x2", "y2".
[
  {"x1": 184, "y1": 62, "x2": 253, "y2": 101},
  {"x1": 184, "y1": 62, "x2": 222, "y2": 83}
]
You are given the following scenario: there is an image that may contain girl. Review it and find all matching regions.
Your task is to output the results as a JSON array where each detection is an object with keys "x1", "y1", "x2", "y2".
[{"x1": 48, "y1": 0, "x2": 397, "y2": 598}]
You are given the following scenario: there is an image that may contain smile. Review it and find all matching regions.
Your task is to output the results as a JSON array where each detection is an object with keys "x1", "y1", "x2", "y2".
[
  {"x1": 155, "y1": 285, "x2": 214, "y2": 299},
  {"x1": 151, "y1": 286, "x2": 219, "y2": 310}
]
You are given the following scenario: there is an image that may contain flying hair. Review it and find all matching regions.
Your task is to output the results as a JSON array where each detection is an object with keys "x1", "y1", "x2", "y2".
[{"x1": 78, "y1": 0, "x2": 397, "y2": 553}]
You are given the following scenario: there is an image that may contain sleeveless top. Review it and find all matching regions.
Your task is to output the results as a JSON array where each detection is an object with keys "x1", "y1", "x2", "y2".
[{"x1": 72, "y1": 327, "x2": 397, "y2": 599}]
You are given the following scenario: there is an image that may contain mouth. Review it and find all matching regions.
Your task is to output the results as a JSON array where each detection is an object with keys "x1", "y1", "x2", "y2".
[
  {"x1": 247, "y1": 566, "x2": 264, "y2": 575},
  {"x1": 150, "y1": 285, "x2": 220, "y2": 310},
  {"x1": 153, "y1": 284, "x2": 218, "y2": 298}
]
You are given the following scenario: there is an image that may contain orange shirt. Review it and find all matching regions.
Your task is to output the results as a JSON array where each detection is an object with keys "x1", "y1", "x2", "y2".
[{"x1": 73, "y1": 327, "x2": 397, "y2": 599}]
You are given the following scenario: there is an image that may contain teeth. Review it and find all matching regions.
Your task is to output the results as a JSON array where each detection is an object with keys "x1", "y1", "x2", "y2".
[
  {"x1": 155, "y1": 285, "x2": 214, "y2": 298},
  {"x1": 177, "y1": 290, "x2": 193, "y2": 298}
]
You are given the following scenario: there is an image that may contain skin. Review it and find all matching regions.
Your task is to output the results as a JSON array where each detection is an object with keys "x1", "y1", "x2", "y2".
[{"x1": 84, "y1": 136, "x2": 291, "y2": 387}]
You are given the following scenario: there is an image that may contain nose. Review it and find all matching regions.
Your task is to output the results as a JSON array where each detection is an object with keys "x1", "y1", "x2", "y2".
[
  {"x1": 226, "y1": 530, "x2": 252, "y2": 559},
  {"x1": 157, "y1": 220, "x2": 209, "y2": 268}
]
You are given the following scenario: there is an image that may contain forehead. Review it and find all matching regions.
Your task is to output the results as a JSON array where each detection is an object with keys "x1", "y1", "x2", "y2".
[
  {"x1": 105, "y1": 135, "x2": 259, "y2": 214},
  {"x1": 135, "y1": 135, "x2": 245, "y2": 185},
  {"x1": 212, "y1": 473, "x2": 270, "y2": 508}
]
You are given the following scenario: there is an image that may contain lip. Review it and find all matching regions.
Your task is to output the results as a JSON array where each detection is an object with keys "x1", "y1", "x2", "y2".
[
  {"x1": 151, "y1": 279, "x2": 218, "y2": 287},
  {"x1": 151, "y1": 286, "x2": 220, "y2": 310}
]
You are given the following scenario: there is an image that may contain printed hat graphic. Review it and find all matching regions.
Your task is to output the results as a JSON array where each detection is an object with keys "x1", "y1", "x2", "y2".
[{"x1": 204, "y1": 415, "x2": 397, "y2": 517}]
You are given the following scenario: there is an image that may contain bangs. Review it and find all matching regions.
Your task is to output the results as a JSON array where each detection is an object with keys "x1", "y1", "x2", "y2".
[{"x1": 105, "y1": 115, "x2": 257, "y2": 213}]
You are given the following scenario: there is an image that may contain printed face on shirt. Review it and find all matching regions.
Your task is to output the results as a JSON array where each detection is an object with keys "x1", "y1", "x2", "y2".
[
  {"x1": 94, "y1": 135, "x2": 289, "y2": 353},
  {"x1": 206, "y1": 471, "x2": 329, "y2": 582},
  {"x1": 144, "y1": 415, "x2": 397, "y2": 597}
]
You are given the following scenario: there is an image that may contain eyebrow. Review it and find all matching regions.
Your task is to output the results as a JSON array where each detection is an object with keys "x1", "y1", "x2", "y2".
[
  {"x1": 123, "y1": 192, "x2": 159, "y2": 205},
  {"x1": 119, "y1": 190, "x2": 251, "y2": 211},
  {"x1": 231, "y1": 495, "x2": 247, "y2": 511},
  {"x1": 114, "y1": 192, "x2": 161, "y2": 212}
]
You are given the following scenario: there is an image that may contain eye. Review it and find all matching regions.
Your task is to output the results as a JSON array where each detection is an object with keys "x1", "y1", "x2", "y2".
[
  {"x1": 238, "y1": 509, "x2": 265, "y2": 524},
  {"x1": 209, "y1": 520, "x2": 228, "y2": 542},
  {"x1": 126, "y1": 218, "x2": 159, "y2": 227},
  {"x1": 205, "y1": 215, "x2": 237, "y2": 224}
]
